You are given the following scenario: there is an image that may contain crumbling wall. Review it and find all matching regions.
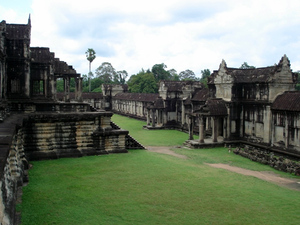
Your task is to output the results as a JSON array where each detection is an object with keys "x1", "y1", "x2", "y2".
[
  {"x1": 0, "y1": 129, "x2": 27, "y2": 225},
  {"x1": 233, "y1": 145, "x2": 300, "y2": 175},
  {"x1": 22, "y1": 112, "x2": 128, "y2": 160}
]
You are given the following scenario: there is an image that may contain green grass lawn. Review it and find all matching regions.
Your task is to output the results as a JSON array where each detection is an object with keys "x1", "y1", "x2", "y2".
[{"x1": 19, "y1": 114, "x2": 300, "y2": 225}]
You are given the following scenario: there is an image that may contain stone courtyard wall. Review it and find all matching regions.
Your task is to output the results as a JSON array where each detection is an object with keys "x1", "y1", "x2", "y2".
[{"x1": 0, "y1": 112, "x2": 129, "y2": 224}]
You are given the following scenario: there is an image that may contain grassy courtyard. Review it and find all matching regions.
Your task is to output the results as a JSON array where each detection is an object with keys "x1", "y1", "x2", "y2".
[{"x1": 19, "y1": 114, "x2": 300, "y2": 225}]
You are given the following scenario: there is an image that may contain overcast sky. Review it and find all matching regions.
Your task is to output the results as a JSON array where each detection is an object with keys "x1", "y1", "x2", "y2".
[{"x1": 1, "y1": 0, "x2": 300, "y2": 78}]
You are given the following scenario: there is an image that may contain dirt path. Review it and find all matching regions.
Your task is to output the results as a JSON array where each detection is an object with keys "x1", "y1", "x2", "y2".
[{"x1": 146, "y1": 146, "x2": 300, "y2": 191}]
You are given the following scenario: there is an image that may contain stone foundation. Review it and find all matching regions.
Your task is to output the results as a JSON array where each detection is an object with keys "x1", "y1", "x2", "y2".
[
  {"x1": 22, "y1": 112, "x2": 129, "y2": 160},
  {"x1": 233, "y1": 145, "x2": 300, "y2": 176}
]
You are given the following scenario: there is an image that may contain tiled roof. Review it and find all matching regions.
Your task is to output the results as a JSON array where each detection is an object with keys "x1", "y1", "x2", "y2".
[
  {"x1": 113, "y1": 93, "x2": 159, "y2": 102},
  {"x1": 161, "y1": 81, "x2": 203, "y2": 91},
  {"x1": 272, "y1": 91, "x2": 300, "y2": 111},
  {"x1": 153, "y1": 97, "x2": 164, "y2": 109},
  {"x1": 204, "y1": 99, "x2": 227, "y2": 116},
  {"x1": 192, "y1": 88, "x2": 209, "y2": 102},
  {"x1": 227, "y1": 67, "x2": 276, "y2": 83}
]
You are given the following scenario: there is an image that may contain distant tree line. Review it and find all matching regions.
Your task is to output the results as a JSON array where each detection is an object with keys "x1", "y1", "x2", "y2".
[{"x1": 57, "y1": 52, "x2": 300, "y2": 93}]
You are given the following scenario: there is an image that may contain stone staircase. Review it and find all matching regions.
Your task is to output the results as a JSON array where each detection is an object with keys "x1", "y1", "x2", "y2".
[{"x1": 110, "y1": 121, "x2": 145, "y2": 149}]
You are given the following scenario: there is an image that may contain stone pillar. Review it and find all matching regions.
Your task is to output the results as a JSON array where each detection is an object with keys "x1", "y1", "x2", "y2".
[
  {"x1": 223, "y1": 116, "x2": 227, "y2": 139},
  {"x1": 263, "y1": 105, "x2": 271, "y2": 144},
  {"x1": 152, "y1": 109, "x2": 156, "y2": 128},
  {"x1": 188, "y1": 115, "x2": 194, "y2": 140},
  {"x1": 199, "y1": 115, "x2": 204, "y2": 143},
  {"x1": 64, "y1": 77, "x2": 70, "y2": 102},
  {"x1": 212, "y1": 117, "x2": 218, "y2": 142},
  {"x1": 75, "y1": 77, "x2": 83, "y2": 102},
  {"x1": 181, "y1": 101, "x2": 185, "y2": 125},
  {"x1": 51, "y1": 75, "x2": 56, "y2": 101},
  {"x1": 147, "y1": 109, "x2": 150, "y2": 126},
  {"x1": 285, "y1": 115, "x2": 289, "y2": 148}
]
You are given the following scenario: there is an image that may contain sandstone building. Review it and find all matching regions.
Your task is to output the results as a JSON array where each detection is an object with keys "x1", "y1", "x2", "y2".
[{"x1": 101, "y1": 56, "x2": 300, "y2": 157}]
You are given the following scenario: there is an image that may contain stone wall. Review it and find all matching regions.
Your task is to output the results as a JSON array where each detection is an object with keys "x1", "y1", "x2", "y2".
[
  {"x1": 0, "y1": 123, "x2": 27, "y2": 225},
  {"x1": 0, "y1": 112, "x2": 130, "y2": 224},
  {"x1": 22, "y1": 112, "x2": 129, "y2": 160},
  {"x1": 233, "y1": 145, "x2": 300, "y2": 175}
]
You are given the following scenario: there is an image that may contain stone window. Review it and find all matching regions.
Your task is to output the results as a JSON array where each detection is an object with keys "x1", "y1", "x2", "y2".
[
  {"x1": 33, "y1": 80, "x2": 44, "y2": 95},
  {"x1": 275, "y1": 113, "x2": 285, "y2": 126},
  {"x1": 257, "y1": 107, "x2": 264, "y2": 123},
  {"x1": 11, "y1": 78, "x2": 20, "y2": 93}
]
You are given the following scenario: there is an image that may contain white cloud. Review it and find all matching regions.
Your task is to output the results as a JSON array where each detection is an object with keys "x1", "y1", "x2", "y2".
[{"x1": 4, "y1": 0, "x2": 300, "y2": 75}]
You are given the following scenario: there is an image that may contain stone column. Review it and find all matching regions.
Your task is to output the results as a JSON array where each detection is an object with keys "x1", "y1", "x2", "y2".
[
  {"x1": 181, "y1": 101, "x2": 185, "y2": 125},
  {"x1": 75, "y1": 77, "x2": 83, "y2": 102},
  {"x1": 199, "y1": 115, "x2": 204, "y2": 143},
  {"x1": 263, "y1": 105, "x2": 271, "y2": 144},
  {"x1": 147, "y1": 109, "x2": 150, "y2": 126},
  {"x1": 212, "y1": 116, "x2": 218, "y2": 142},
  {"x1": 285, "y1": 114, "x2": 289, "y2": 148},
  {"x1": 152, "y1": 109, "x2": 156, "y2": 128},
  {"x1": 223, "y1": 116, "x2": 227, "y2": 139},
  {"x1": 64, "y1": 77, "x2": 70, "y2": 102},
  {"x1": 188, "y1": 115, "x2": 194, "y2": 140}
]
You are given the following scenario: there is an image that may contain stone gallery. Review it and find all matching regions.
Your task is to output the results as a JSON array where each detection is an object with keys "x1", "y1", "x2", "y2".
[{"x1": 101, "y1": 56, "x2": 300, "y2": 157}]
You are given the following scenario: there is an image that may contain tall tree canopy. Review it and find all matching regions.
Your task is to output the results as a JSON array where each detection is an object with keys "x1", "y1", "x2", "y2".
[
  {"x1": 200, "y1": 69, "x2": 211, "y2": 87},
  {"x1": 95, "y1": 62, "x2": 117, "y2": 83},
  {"x1": 85, "y1": 48, "x2": 96, "y2": 92},
  {"x1": 239, "y1": 62, "x2": 255, "y2": 69},
  {"x1": 151, "y1": 63, "x2": 171, "y2": 82},
  {"x1": 127, "y1": 70, "x2": 158, "y2": 93},
  {"x1": 179, "y1": 69, "x2": 198, "y2": 81},
  {"x1": 115, "y1": 70, "x2": 128, "y2": 84}
]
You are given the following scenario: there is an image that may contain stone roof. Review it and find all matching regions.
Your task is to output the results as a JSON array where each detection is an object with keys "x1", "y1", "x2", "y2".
[
  {"x1": 161, "y1": 80, "x2": 203, "y2": 91},
  {"x1": 206, "y1": 99, "x2": 227, "y2": 116},
  {"x1": 113, "y1": 92, "x2": 159, "y2": 102},
  {"x1": 153, "y1": 97, "x2": 165, "y2": 109},
  {"x1": 54, "y1": 58, "x2": 78, "y2": 76},
  {"x1": 6, "y1": 24, "x2": 30, "y2": 40},
  {"x1": 272, "y1": 91, "x2": 300, "y2": 111},
  {"x1": 209, "y1": 55, "x2": 296, "y2": 84},
  {"x1": 31, "y1": 47, "x2": 54, "y2": 64},
  {"x1": 192, "y1": 88, "x2": 209, "y2": 102}
]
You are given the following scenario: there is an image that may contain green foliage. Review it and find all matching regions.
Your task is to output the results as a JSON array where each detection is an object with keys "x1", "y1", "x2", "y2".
[
  {"x1": 239, "y1": 62, "x2": 255, "y2": 69},
  {"x1": 200, "y1": 69, "x2": 211, "y2": 88},
  {"x1": 85, "y1": 48, "x2": 96, "y2": 64},
  {"x1": 151, "y1": 63, "x2": 171, "y2": 82},
  {"x1": 56, "y1": 79, "x2": 64, "y2": 92},
  {"x1": 179, "y1": 69, "x2": 199, "y2": 81},
  {"x1": 127, "y1": 70, "x2": 158, "y2": 93},
  {"x1": 95, "y1": 62, "x2": 116, "y2": 83}
]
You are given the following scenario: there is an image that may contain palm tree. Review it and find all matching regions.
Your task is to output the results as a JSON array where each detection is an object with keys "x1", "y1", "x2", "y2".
[{"x1": 85, "y1": 48, "x2": 96, "y2": 92}]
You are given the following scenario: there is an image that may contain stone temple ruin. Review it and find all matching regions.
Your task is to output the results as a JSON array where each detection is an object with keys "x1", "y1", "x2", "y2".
[
  {"x1": 0, "y1": 17, "x2": 146, "y2": 224},
  {"x1": 1, "y1": 16, "x2": 300, "y2": 224},
  {"x1": 98, "y1": 57, "x2": 300, "y2": 158}
]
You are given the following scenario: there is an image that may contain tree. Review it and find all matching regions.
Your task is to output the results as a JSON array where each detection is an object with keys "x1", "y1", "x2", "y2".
[
  {"x1": 115, "y1": 70, "x2": 128, "y2": 84},
  {"x1": 85, "y1": 48, "x2": 96, "y2": 92},
  {"x1": 95, "y1": 62, "x2": 117, "y2": 83},
  {"x1": 151, "y1": 63, "x2": 171, "y2": 82},
  {"x1": 127, "y1": 70, "x2": 158, "y2": 93},
  {"x1": 168, "y1": 69, "x2": 180, "y2": 81},
  {"x1": 179, "y1": 69, "x2": 197, "y2": 81},
  {"x1": 200, "y1": 69, "x2": 211, "y2": 87},
  {"x1": 239, "y1": 62, "x2": 255, "y2": 69}
]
